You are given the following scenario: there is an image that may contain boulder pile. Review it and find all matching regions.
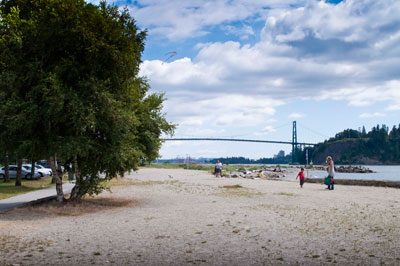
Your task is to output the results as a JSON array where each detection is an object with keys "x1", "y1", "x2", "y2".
[
  {"x1": 335, "y1": 165, "x2": 375, "y2": 173},
  {"x1": 224, "y1": 165, "x2": 287, "y2": 179},
  {"x1": 304, "y1": 165, "x2": 375, "y2": 173}
]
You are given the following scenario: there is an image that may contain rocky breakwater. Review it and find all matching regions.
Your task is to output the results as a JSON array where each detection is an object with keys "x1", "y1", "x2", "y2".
[
  {"x1": 335, "y1": 165, "x2": 375, "y2": 173},
  {"x1": 309, "y1": 165, "x2": 375, "y2": 173},
  {"x1": 226, "y1": 165, "x2": 287, "y2": 179}
]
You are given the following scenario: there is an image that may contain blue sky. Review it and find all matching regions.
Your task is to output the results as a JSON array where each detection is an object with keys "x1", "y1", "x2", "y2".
[{"x1": 90, "y1": 0, "x2": 400, "y2": 159}]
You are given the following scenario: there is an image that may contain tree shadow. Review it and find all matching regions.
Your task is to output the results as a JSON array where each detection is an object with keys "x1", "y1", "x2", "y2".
[{"x1": 0, "y1": 196, "x2": 142, "y2": 222}]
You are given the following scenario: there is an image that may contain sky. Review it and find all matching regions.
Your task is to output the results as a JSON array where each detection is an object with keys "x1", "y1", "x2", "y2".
[{"x1": 89, "y1": 0, "x2": 400, "y2": 159}]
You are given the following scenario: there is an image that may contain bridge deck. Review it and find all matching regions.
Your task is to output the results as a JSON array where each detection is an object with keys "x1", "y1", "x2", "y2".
[{"x1": 163, "y1": 138, "x2": 316, "y2": 146}]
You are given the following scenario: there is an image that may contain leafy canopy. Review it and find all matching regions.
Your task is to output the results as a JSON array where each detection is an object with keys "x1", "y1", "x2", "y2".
[{"x1": 0, "y1": 0, "x2": 174, "y2": 195}]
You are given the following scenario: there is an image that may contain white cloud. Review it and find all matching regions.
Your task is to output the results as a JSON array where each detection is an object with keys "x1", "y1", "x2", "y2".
[
  {"x1": 221, "y1": 24, "x2": 255, "y2": 40},
  {"x1": 123, "y1": 0, "x2": 304, "y2": 40},
  {"x1": 162, "y1": 141, "x2": 184, "y2": 148},
  {"x1": 289, "y1": 113, "x2": 304, "y2": 118},
  {"x1": 318, "y1": 80, "x2": 400, "y2": 107},
  {"x1": 386, "y1": 104, "x2": 400, "y2": 111},
  {"x1": 183, "y1": 128, "x2": 225, "y2": 137},
  {"x1": 179, "y1": 119, "x2": 204, "y2": 126},
  {"x1": 163, "y1": 93, "x2": 283, "y2": 129},
  {"x1": 360, "y1": 112, "x2": 385, "y2": 118},
  {"x1": 254, "y1": 125, "x2": 277, "y2": 136},
  {"x1": 263, "y1": 0, "x2": 400, "y2": 44}
]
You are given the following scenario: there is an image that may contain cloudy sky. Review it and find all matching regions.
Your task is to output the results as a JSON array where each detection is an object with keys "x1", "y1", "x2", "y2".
[{"x1": 91, "y1": 0, "x2": 400, "y2": 159}]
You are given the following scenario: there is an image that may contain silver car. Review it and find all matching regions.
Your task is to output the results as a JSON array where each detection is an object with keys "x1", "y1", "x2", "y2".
[
  {"x1": 23, "y1": 164, "x2": 52, "y2": 177},
  {"x1": 0, "y1": 165, "x2": 41, "y2": 180}
]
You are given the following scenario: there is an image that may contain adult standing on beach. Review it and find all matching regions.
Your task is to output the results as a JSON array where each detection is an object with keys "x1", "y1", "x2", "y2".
[
  {"x1": 215, "y1": 160, "x2": 223, "y2": 177},
  {"x1": 326, "y1": 156, "x2": 335, "y2": 190}
]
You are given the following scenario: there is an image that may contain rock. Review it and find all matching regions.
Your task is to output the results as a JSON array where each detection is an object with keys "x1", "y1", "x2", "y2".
[
  {"x1": 237, "y1": 167, "x2": 246, "y2": 173},
  {"x1": 273, "y1": 165, "x2": 282, "y2": 172},
  {"x1": 335, "y1": 165, "x2": 375, "y2": 173}
]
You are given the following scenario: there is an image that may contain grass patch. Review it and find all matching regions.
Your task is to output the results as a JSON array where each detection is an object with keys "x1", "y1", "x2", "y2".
[
  {"x1": 0, "y1": 176, "x2": 55, "y2": 200},
  {"x1": 221, "y1": 184, "x2": 243, "y2": 189},
  {"x1": 212, "y1": 186, "x2": 263, "y2": 197},
  {"x1": 274, "y1": 192, "x2": 297, "y2": 197},
  {"x1": 102, "y1": 178, "x2": 174, "y2": 188}
]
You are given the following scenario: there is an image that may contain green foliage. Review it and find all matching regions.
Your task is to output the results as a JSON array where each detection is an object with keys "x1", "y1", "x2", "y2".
[
  {"x1": 308, "y1": 124, "x2": 400, "y2": 164},
  {"x1": 0, "y1": 0, "x2": 174, "y2": 197},
  {"x1": 207, "y1": 156, "x2": 291, "y2": 165}
]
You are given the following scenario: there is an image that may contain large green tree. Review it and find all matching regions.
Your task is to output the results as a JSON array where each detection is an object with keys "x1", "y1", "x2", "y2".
[{"x1": 0, "y1": 0, "x2": 174, "y2": 200}]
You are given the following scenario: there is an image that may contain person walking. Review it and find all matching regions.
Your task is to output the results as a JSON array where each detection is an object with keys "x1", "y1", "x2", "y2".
[
  {"x1": 326, "y1": 156, "x2": 335, "y2": 190},
  {"x1": 296, "y1": 167, "x2": 305, "y2": 188}
]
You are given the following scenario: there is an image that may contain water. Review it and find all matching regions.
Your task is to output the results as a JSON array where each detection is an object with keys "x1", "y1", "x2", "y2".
[
  {"x1": 306, "y1": 165, "x2": 400, "y2": 182},
  {"x1": 204, "y1": 163, "x2": 400, "y2": 182}
]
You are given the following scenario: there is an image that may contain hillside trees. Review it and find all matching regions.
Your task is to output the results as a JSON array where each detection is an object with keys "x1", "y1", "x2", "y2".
[
  {"x1": 0, "y1": 0, "x2": 174, "y2": 200},
  {"x1": 310, "y1": 124, "x2": 400, "y2": 164}
]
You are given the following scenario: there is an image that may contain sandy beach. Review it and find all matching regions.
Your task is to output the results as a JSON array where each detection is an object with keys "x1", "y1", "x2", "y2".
[{"x1": 1, "y1": 167, "x2": 399, "y2": 265}]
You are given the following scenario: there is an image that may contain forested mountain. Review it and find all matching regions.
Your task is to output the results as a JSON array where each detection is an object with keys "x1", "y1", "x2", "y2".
[{"x1": 302, "y1": 124, "x2": 400, "y2": 165}]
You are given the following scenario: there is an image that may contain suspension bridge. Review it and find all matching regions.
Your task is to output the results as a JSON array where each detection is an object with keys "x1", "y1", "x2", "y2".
[{"x1": 163, "y1": 121, "x2": 320, "y2": 163}]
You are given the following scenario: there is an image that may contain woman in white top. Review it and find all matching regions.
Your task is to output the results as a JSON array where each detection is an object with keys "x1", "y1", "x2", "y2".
[{"x1": 326, "y1": 156, "x2": 335, "y2": 190}]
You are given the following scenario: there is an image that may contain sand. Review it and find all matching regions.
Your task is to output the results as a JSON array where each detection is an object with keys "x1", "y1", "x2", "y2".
[{"x1": 1, "y1": 168, "x2": 399, "y2": 265}]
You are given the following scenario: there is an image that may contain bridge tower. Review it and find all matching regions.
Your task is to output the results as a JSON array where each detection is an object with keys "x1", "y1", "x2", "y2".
[{"x1": 292, "y1": 121, "x2": 299, "y2": 164}]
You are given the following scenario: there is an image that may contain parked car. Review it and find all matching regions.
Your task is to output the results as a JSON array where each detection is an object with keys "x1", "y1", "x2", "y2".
[
  {"x1": 23, "y1": 164, "x2": 52, "y2": 177},
  {"x1": 35, "y1": 164, "x2": 53, "y2": 176},
  {"x1": 37, "y1": 160, "x2": 50, "y2": 168},
  {"x1": 37, "y1": 160, "x2": 64, "y2": 172},
  {"x1": 0, "y1": 165, "x2": 41, "y2": 180}
]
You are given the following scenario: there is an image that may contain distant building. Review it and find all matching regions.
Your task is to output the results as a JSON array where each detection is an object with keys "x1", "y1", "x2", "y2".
[{"x1": 273, "y1": 150, "x2": 285, "y2": 159}]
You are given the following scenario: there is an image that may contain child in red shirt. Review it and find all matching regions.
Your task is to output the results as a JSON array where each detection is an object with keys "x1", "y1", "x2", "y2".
[{"x1": 296, "y1": 167, "x2": 305, "y2": 188}]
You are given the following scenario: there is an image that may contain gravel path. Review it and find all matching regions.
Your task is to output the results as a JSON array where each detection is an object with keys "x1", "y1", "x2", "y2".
[{"x1": 1, "y1": 168, "x2": 399, "y2": 265}]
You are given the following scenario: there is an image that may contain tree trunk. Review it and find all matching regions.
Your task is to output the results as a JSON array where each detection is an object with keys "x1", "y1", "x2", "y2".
[
  {"x1": 56, "y1": 156, "x2": 63, "y2": 176},
  {"x1": 3, "y1": 153, "x2": 10, "y2": 183},
  {"x1": 15, "y1": 159, "x2": 22, "y2": 186},
  {"x1": 49, "y1": 155, "x2": 64, "y2": 202},
  {"x1": 51, "y1": 154, "x2": 57, "y2": 184},
  {"x1": 31, "y1": 160, "x2": 36, "y2": 180},
  {"x1": 69, "y1": 156, "x2": 82, "y2": 201}
]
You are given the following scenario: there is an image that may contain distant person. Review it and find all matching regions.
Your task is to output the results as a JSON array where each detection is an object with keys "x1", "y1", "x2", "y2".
[
  {"x1": 325, "y1": 156, "x2": 335, "y2": 190},
  {"x1": 296, "y1": 167, "x2": 305, "y2": 188},
  {"x1": 257, "y1": 170, "x2": 264, "y2": 178},
  {"x1": 215, "y1": 160, "x2": 222, "y2": 177}
]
